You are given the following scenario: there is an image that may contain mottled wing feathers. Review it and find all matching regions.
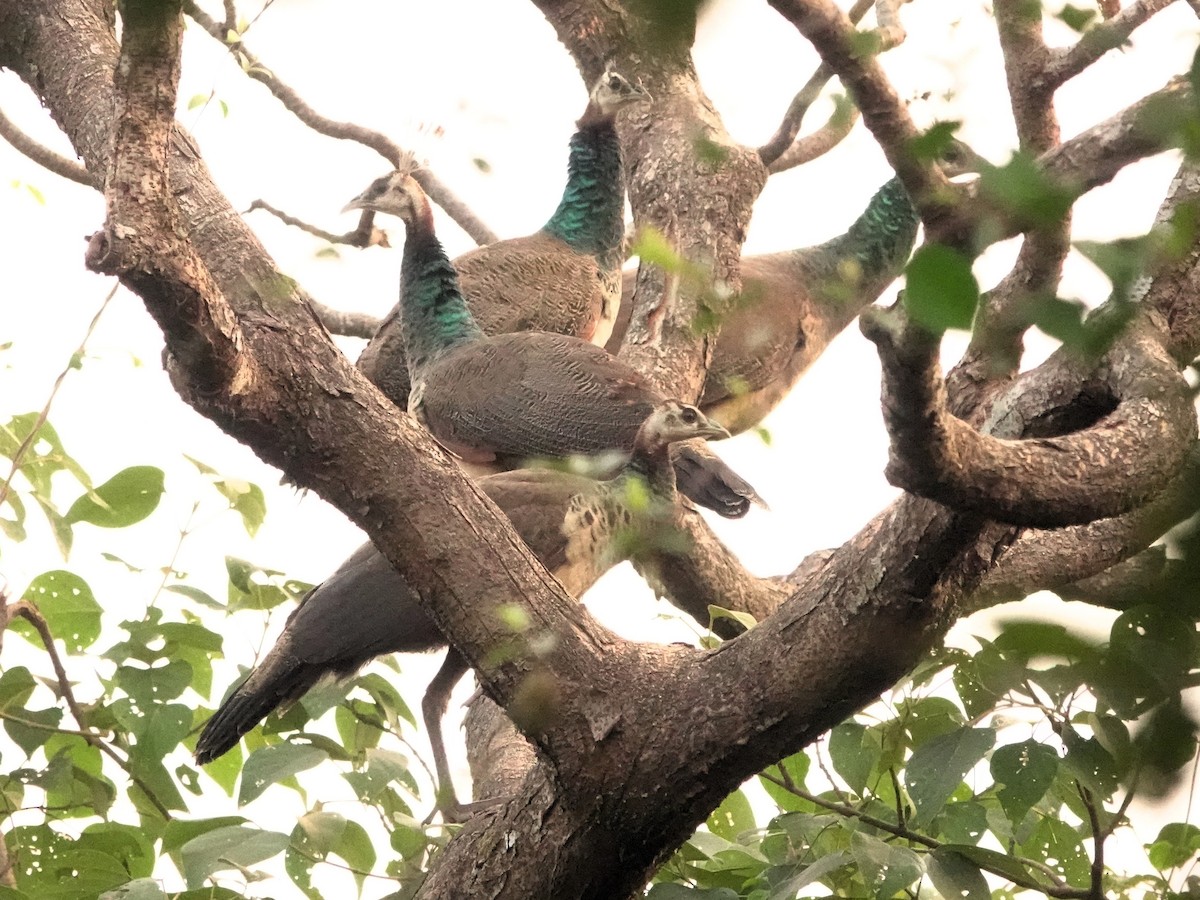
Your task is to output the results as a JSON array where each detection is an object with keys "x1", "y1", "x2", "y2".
[
  {"x1": 416, "y1": 332, "x2": 658, "y2": 462},
  {"x1": 456, "y1": 233, "x2": 606, "y2": 340},
  {"x1": 482, "y1": 469, "x2": 596, "y2": 578}
]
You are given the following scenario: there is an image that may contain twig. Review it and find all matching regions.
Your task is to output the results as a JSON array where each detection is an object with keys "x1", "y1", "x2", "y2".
[
  {"x1": 246, "y1": 199, "x2": 389, "y2": 249},
  {"x1": 0, "y1": 107, "x2": 91, "y2": 186},
  {"x1": 769, "y1": 104, "x2": 861, "y2": 174},
  {"x1": 758, "y1": 772, "x2": 1088, "y2": 897},
  {"x1": 181, "y1": 1, "x2": 498, "y2": 246},
  {"x1": 221, "y1": 0, "x2": 236, "y2": 30},
  {"x1": 1045, "y1": 0, "x2": 1177, "y2": 89},
  {"x1": 766, "y1": 0, "x2": 967, "y2": 245},
  {"x1": 1077, "y1": 783, "x2": 1105, "y2": 900},
  {"x1": 0, "y1": 284, "x2": 117, "y2": 512},
  {"x1": 757, "y1": 0, "x2": 873, "y2": 167},
  {"x1": 2, "y1": 599, "x2": 173, "y2": 820}
]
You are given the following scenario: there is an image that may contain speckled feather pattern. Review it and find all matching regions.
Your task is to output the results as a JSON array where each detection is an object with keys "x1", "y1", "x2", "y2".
[
  {"x1": 356, "y1": 121, "x2": 627, "y2": 409},
  {"x1": 701, "y1": 177, "x2": 919, "y2": 407}
]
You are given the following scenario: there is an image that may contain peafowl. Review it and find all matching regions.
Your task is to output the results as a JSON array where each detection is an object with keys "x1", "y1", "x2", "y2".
[
  {"x1": 355, "y1": 67, "x2": 649, "y2": 411},
  {"x1": 342, "y1": 167, "x2": 764, "y2": 518},
  {"x1": 608, "y1": 143, "x2": 982, "y2": 435},
  {"x1": 195, "y1": 401, "x2": 730, "y2": 822}
]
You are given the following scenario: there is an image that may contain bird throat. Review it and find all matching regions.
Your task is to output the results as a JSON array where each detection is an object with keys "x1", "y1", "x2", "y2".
[
  {"x1": 399, "y1": 223, "x2": 484, "y2": 377},
  {"x1": 542, "y1": 121, "x2": 626, "y2": 271}
]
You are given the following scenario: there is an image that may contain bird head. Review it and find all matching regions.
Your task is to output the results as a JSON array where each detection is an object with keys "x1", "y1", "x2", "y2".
[
  {"x1": 641, "y1": 400, "x2": 730, "y2": 449},
  {"x1": 589, "y1": 67, "x2": 652, "y2": 118},
  {"x1": 342, "y1": 168, "x2": 425, "y2": 223},
  {"x1": 938, "y1": 139, "x2": 987, "y2": 180}
]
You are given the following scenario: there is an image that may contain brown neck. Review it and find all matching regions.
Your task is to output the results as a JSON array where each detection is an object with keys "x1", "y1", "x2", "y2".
[{"x1": 576, "y1": 100, "x2": 616, "y2": 129}]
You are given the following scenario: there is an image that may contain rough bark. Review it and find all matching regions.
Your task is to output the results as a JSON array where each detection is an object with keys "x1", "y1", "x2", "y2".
[{"x1": 3, "y1": 0, "x2": 1199, "y2": 898}]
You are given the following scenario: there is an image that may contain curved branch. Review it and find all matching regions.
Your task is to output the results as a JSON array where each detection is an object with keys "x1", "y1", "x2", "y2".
[
  {"x1": 180, "y1": 0, "x2": 498, "y2": 246},
  {"x1": 0, "y1": 107, "x2": 92, "y2": 185},
  {"x1": 968, "y1": 442, "x2": 1200, "y2": 610},
  {"x1": 1044, "y1": 0, "x2": 1177, "y2": 89},
  {"x1": 768, "y1": 103, "x2": 860, "y2": 173},
  {"x1": 864, "y1": 304, "x2": 1196, "y2": 527},
  {"x1": 757, "y1": 0, "x2": 872, "y2": 167},
  {"x1": 246, "y1": 199, "x2": 390, "y2": 249}
]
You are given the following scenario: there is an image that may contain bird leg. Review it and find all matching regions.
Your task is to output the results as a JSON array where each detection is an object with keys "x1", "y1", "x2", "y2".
[{"x1": 421, "y1": 648, "x2": 472, "y2": 824}]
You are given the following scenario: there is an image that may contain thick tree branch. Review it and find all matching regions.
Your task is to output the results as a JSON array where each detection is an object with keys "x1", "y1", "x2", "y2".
[
  {"x1": 968, "y1": 442, "x2": 1200, "y2": 611},
  {"x1": 865, "y1": 303, "x2": 1196, "y2": 527},
  {"x1": 0, "y1": 107, "x2": 91, "y2": 185},
  {"x1": 1044, "y1": 0, "x2": 1178, "y2": 89},
  {"x1": 181, "y1": 0, "x2": 498, "y2": 246},
  {"x1": 1135, "y1": 156, "x2": 1200, "y2": 365}
]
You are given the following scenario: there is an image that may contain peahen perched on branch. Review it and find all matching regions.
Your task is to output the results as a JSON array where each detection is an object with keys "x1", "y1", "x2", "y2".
[
  {"x1": 343, "y1": 166, "x2": 764, "y2": 518},
  {"x1": 355, "y1": 67, "x2": 649, "y2": 410},
  {"x1": 608, "y1": 143, "x2": 982, "y2": 435},
  {"x1": 195, "y1": 401, "x2": 730, "y2": 822}
]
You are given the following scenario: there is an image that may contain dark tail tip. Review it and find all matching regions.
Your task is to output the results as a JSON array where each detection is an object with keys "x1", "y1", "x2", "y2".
[
  {"x1": 671, "y1": 445, "x2": 765, "y2": 519},
  {"x1": 195, "y1": 666, "x2": 309, "y2": 765}
]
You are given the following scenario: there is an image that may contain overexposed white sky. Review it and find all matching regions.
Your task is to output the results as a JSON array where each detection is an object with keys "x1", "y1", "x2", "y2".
[{"x1": 1, "y1": 0, "x2": 1198, "y2": 896}]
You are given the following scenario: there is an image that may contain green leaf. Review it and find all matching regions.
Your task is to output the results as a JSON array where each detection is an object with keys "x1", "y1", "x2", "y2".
[
  {"x1": 1056, "y1": 3, "x2": 1097, "y2": 32},
  {"x1": 16, "y1": 570, "x2": 103, "y2": 652},
  {"x1": 905, "y1": 727, "x2": 995, "y2": 827},
  {"x1": 65, "y1": 466, "x2": 165, "y2": 528},
  {"x1": 706, "y1": 789, "x2": 756, "y2": 842},
  {"x1": 977, "y1": 152, "x2": 1077, "y2": 229},
  {"x1": 79, "y1": 822, "x2": 157, "y2": 879},
  {"x1": 828, "y1": 723, "x2": 878, "y2": 795},
  {"x1": 942, "y1": 842, "x2": 1050, "y2": 889},
  {"x1": 901, "y1": 696, "x2": 966, "y2": 749},
  {"x1": 179, "y1": 824, "x2": 290, "y2": 889},
  {"x1": 213, "y1": 478, "x2": 267, "y2": 537},
  {"x1": 99, "y1": 879, "x2": 167, "y2": 900},
  {"x1": 1029, "y1": 295, "x2": 1088, "y2": 347},
  {"x1": 926, "y1": 847, "x2": 990, "y2": 900},
  {"x1": 1019, "y1": 817, "x2": 1091, "y2": 888},
  {"x1": 1147, "y1": 822, "x2": 1200, "y2": 871},
  {"x1": 239, "y1": 743, "x2": 329, "y2": 805},
  {"x1": 116, "y1": 660, "x2": 194, "y2": 706},
  {"x1": 903, "y1": 244, "x2": 980, "y2": 332},
  {"x1": 707, "y1": 605, "x2": 757, "y2": 632},
  {"x1": 907, "y1": 120, "x2": 962, "y2": 163},
  {"x1": 645, "y1": 886, "x2": 739, "y2": 899},
  {"x1": 990, "y1": 739, "x2": 1059, "y2": 825},
  {"x1": 849, "y1": 831, "x2": 923, "y2": 897}
]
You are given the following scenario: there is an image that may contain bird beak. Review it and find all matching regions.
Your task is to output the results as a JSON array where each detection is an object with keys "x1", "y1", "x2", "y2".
[
  {"x1": 341, "y1": 191, "x2": 374, "y2": 215},
  {"x1": 633, "y1": 83, "x2": 653, "y2": 105},
  {"x1": 697, "y1": 421, "x2": 731, "y2": 442}
]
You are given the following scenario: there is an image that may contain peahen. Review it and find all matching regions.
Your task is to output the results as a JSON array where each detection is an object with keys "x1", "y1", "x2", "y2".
[
  {"x1": 342, "y1": 167, "x2": 764, "y2": 518},
  {"x1": 195, "y1": 401, "x2": 730, "y2": 821},
  {"x1": 608, "y1": 143, "x2": 982, "y2": 435},
  {"x1": 355, "y1": 67, "x2": 649, "y2": 411}
]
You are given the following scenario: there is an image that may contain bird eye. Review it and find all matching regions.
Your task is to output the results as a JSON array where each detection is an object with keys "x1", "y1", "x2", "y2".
[
  {"x1": 609, "y1": 76, "x2": 622, "y2": 89},
  {"x1": 681, "y1": 407, "x2": 698, "y2": 424}
]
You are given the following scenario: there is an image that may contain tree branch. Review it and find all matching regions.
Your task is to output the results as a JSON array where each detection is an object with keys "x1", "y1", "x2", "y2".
[
  {"x1": 765, "y1": 0, "x2": 969, "y2": 245},
  {"x1": 0, "y1": 106, "x2": 92, "y2": 185},
  {"x1": 180, "y1": 0, "x2": 498, "y2": 246},
  {"x1": 865, "y1": 302, "x2": 1196, "y2": 527},
  {"x1": 1044, "y1": 0, "x2": 1178, "y2": 89},
  {"x1": 968, "y1": 442, "x2": 1200, "y2": 611},
  {"x1": 768, "y1": 103, "x2": 861, "y2": 174},
  {"x1": 757, "y1": 0, "x2": 872, "y2": 168}
]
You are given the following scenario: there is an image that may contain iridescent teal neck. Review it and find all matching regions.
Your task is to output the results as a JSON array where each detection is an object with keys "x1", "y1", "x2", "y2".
[
  {"x1": 818, "y1": 177, "x2": 919, "y2": 284},
  {"x1": 400, "y1": 226, "x2": 484, "y2": 377},
  {"x1": 542, "y1": 121, "x2": 626, "y2": 271}
]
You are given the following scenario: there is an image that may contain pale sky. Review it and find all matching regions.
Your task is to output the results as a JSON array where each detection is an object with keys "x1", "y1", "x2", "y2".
[{"x1": 1, "y1": 0, "x2": 1197, "y2": 896}]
